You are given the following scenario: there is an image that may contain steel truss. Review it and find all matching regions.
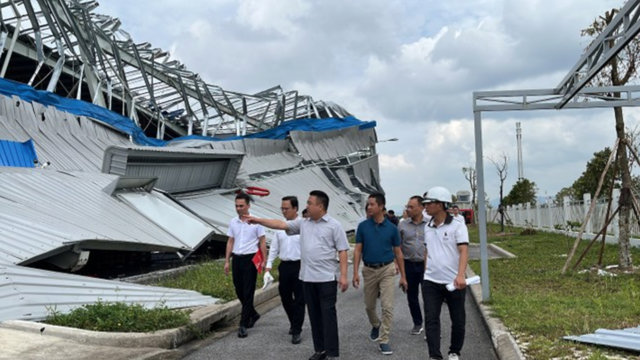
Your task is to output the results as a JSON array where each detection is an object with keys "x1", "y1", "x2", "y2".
[
  {"x1": 472, "y1": 0, "x2": 640, "y2": 301},
  {"x1": 0, "y1": 0, "x2": 352, "y2": 138}
]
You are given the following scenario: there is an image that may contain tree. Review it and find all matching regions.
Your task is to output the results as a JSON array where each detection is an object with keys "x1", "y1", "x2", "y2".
[
  {"x1": 554, "y1": 187, "x2": 573, "y2": 205},
  {"x1": 462, "y1": 166, "x2": 477, "y2": 213},
  {"x1": 462, "y1": 166, "x2": 477, "y2": 205},
  {"x1": 489, "y1": 153, "x2": 508, "y2": 231},
  {"x1": 502, "y1": 178, "x2": 537, "y2": 206},
  {"x1": 570, "y1": 147, "x2": 616, "y2": 200},
  {"x1": 581, "y1": 8, "x2": 639, "y2": 269}
]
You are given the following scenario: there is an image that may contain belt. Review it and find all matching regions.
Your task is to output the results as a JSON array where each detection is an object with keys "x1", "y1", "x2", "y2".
[
  {"x1": 364, "y1": 260, "x2": 393, "y2": 269},
  {"x1": 232, "y1": 253, "x2": 255, "y2": 258},
  {"x1": 280, "y1": 259, "x2": 301, "y2": 263}
]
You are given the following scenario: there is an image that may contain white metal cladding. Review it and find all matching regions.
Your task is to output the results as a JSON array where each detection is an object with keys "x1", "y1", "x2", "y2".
[
  {"x1": 0, "y1": 95, "x2": 131, "y2": 171},
  {"x1": 239, "y1": 138, "x2": 301, "y2": 175},
  {"x1": 101, "y1": 145, "x2": 244, "y2": 193},
  {"x1": 168, "y1": 138, "x2": 302, "y2": 176},
  {"x1": 0, "y1": 262, "x2": 217, "y2": 322},
  {"x1": 177, "y1": 166, "x2": 364, "y2": 234},
  {"x1": 289, "y1": 126, "x2": 376, "y2": 161},
  {"x1": 349, "y1": 154, "x2": 381, "y2": 192},
  {"x1": 0, "y1": 168, "x2": 216, "y2": 265}
]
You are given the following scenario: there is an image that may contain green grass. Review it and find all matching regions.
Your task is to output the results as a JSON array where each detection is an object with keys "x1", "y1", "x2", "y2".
[
  {"x1": 45, "y1": 301, "x2": 190, "y2": 332},
  {"x1": 469, "y1": 224, "x2": 640, "y2": 359},
  {"x1": 156, "y1": 258, "x2": 280, "y2": 302}
]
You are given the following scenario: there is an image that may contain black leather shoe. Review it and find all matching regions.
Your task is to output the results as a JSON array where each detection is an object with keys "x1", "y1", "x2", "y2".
[
  {"x1": 237, "y1": 326, "x2": 247, "y2": 338},
  {"x1": 292, "y1": 333, "x2": 302, "y2": 344},
  {"x1": 308, "y1": 351, "x2": 327, "y2": 360},
  {"x1": 247, "y1": 314, "x2": 260, "y2": 328}
]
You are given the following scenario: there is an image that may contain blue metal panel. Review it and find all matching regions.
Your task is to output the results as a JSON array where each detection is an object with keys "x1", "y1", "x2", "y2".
[{"x1": 0, "y1": 139, "x2": 37, "y2": 168}]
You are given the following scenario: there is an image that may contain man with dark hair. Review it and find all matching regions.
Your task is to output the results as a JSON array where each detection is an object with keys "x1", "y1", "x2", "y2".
[
  {"x1": 266, "y1": 196, "x2": 305, "y2": 344},
  {"x1": 422, "y1": 186, "x2": 469, "y2": 360},
  {"x1": 352, "y1": 192, "x2": 407, "y2": 355},
  {"x1": 386, "y1": 209, "x2": 399, "y2": 226},
  {"x1": 244, "y1": 190, "x2": 349, "y2": 360},
  {"x1": 397, "y1": 195, "x2": 429, "y2": 336},
  {"x1": 450, "y1": 205, "x2": 465, "y2": 224},
  {"x1": 224, "y1": 192, "x2": 267, "y2": 338}
]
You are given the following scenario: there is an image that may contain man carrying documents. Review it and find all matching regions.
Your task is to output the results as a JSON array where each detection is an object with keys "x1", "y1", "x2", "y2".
[
  {"x1": 421, "y1": 186, "x2": 469, "y2": 360},
  {"x1": 224, "y1": 192, "x2": 267, "y2": 339}
]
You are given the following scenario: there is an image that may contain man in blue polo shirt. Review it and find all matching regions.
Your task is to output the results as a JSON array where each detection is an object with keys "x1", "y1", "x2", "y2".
[{"x1": 353, "y1": 193, "x2": 407, "y2": 356}]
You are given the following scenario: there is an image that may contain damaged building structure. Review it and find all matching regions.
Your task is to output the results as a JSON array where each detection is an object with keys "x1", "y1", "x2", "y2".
[{"x1": 0, "y1": 0, "x2": 382, "y2": 321}]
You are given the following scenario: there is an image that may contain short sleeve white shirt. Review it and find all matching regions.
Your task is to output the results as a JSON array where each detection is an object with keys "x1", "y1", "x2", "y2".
[
  {"x1": 266, "y1": 229, "x2": 301, "y2": 268},
  {"x1": 423, "y1": 215, "x2": 469, "y2": 284},
  {"x1": 227, "y1": 216, "x2": 265, "y2": 255}
]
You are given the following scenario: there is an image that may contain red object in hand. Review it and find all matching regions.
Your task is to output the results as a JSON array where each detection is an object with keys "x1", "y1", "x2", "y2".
[{"x1": 252, "y1": 249, "x2": 264, "y2": 274}]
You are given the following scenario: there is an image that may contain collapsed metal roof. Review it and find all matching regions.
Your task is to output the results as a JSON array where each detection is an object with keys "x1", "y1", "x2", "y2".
[{"x1": 0, "y1": 0, "x2": 383, "y2": 322}]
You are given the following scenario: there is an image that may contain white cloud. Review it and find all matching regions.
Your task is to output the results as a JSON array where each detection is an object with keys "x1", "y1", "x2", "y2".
[{"x1": 379, "y1": 154, "x2": 415, "y2": 171}]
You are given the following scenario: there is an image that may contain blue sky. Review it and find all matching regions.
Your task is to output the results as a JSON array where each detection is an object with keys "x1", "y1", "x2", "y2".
[{"x1": 97, "y1": 0, "x2": 636, "y2": 210}]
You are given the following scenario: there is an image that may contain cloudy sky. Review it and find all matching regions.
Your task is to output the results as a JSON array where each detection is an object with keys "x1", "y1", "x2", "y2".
[{"x1": 97, "y1": 0, "x2": 636, "y2": 210}]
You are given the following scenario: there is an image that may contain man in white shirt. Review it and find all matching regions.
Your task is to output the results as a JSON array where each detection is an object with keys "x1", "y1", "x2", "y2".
[
  {"x1": 450, "y1": 205, "x2": 466, "y2": 224},
  {"x1": 422, "y1": 187, "x2": 469, "y2": 360},
  {"x1": 245, "y1": 190, "x2": 349, "y2": 360},
  {"x1": 224, "y1": 192, "x2": 267, "y2": 338},
  {"x1": 266, "y1": 196, "x2": 305, "y2": 344}
]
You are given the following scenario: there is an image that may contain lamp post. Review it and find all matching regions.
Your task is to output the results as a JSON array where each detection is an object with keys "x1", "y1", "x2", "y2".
[{"x1": 378, "y1": 137, "x2": 398, "y2": 143}]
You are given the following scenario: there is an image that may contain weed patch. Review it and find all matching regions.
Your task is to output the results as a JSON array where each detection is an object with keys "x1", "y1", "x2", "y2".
[{"x1": 45, "y1": 301, "x2": 190, "y2": 332}]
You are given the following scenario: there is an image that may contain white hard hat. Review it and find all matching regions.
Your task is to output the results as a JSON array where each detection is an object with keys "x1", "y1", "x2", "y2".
[{"x1": 422, "y1": 186, "x2": 452, "y2": 204}]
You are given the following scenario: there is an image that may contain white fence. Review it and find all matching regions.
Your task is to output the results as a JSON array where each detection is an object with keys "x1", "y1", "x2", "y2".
[{"x1": 487, "y1": 189, "x2": 640, "y2": 247}]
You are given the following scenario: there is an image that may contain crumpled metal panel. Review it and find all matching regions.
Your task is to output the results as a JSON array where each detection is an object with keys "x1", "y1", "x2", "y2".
[
  {"x1": 290, "y1": 126, "x2": 375, "y2": 161},
  {"x1": 0, "y1": 168, "x2": 216, "y2": 265},
  {"x1": 564, "y1": 327, "x2": 640, "y2": 352},
  {"x1": 168, "y1": 138, "x2": 302, "y2": 176},
  {"x1": 0, "y1": 95, "x2": 130, "y2": 171},
  {"x1": 0, "y1": 261, "x2": 217, "y2": 321},
  {"x1": 240, "y1": 138, "x2": 301, "y2": 175},
  {"x1": 349, "y1": 154, "x2": 382, "y2": 193}
]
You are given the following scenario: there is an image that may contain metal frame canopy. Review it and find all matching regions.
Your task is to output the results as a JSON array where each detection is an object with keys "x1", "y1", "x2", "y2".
[
  {"x1": 472, "y1": 0, "x2": 640, "y2": 301},
  {"x1": 0, "y1": 0, "x2": 352, "y2": 139}
]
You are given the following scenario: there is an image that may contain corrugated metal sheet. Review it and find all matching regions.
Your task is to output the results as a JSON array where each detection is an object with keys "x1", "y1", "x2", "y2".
[
  {"x1": 0, "y1": 95, "x2": 131, "y2": 172},
  {"x1": 0, "y1": 168, "x2": 216, "y2": 265},
  {"x1": 0, "y1": 261, "x2": 217, "y2": 321},
  {"x1": 168, "y1": 138, "x2": 301, "y2": 176},
  {"x1": 0, "y1": 138, "x2": 37, "y2": 167},
  {"x1": 349, "y1": 154, "x2": 382, "y2": 193},
  {"x1": 564, "y1": 327, "x2": 640, "y2": 352},
  {"x1": 290, "y1": 126, "x2": 376, "y2": 161},
  {"x1": 240, "y1": 138, "x2": 301, "y2": 175}
]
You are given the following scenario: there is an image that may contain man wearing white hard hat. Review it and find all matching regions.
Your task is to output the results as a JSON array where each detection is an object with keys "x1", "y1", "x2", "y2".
[{"x1": 421, "y1": 186, "x2": 469, "y2": 360}]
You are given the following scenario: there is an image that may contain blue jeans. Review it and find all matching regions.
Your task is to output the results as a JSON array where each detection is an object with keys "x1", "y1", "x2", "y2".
[{"x1": 422, "y1": 280, "x2": 466, "y2": 358}]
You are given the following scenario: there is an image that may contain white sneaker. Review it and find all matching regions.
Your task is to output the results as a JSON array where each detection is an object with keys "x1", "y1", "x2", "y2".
[
  {"x1": 448, "y1": 353, "x2": 460, "y2": 360},
  {"x1": 411, "y1": 324, "x2": 423, "y2": 335}
]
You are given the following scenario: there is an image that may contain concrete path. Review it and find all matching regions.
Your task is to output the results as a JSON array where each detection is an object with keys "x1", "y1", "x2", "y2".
[{"x1": 182, "y1": 276, "x2": 498, "y2": 360}]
